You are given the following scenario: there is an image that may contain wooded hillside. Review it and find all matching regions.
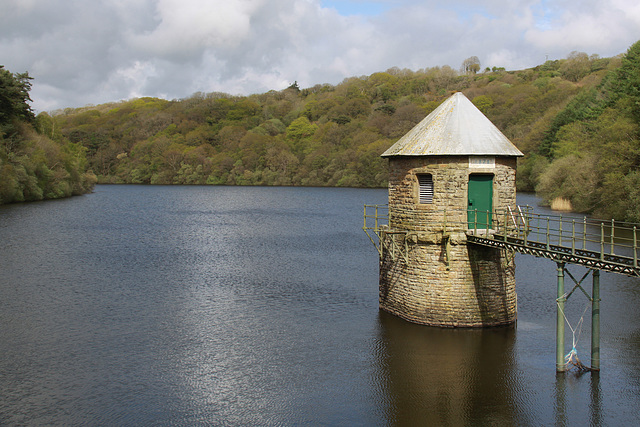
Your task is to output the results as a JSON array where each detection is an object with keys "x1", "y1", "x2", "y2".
[
  {"x1": 0, "y1": 66, "x2": 96, "y2": 204},
  {"x1": 7, "y1": 40, "x2": 640, "y2": 220}
]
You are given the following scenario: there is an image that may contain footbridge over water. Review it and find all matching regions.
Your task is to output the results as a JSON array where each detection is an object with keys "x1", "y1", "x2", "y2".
[{"x1": 363, "y1": 204, "x2": 640, "y2": 371}]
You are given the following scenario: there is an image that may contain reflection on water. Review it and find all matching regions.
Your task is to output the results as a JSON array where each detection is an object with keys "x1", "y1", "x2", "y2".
[
  {"x1": 554, "y1": 371, "x2": 602, "y2": 426},
  {"x1": 0, "y1": 186, "x2": 639, "y2": 425},
  {"x1": 376, "y1": 311, "x2": 524, "y2": 425}
]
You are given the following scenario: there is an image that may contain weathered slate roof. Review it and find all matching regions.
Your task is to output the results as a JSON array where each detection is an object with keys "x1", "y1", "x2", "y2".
[{"x1": 381, "y1": 92, "x2": 523, "y2": 157}]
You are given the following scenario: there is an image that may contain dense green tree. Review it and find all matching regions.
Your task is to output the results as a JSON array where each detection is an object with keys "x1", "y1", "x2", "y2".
[
  {"x1": 286, "y1": 116, "x2": 318, "y2": 154},
  {"x1": 559, "y1": 51, "x2": 591, "y2": 82},
  {"x1": 0, "y1": 66, "x2": 95, "y2": 204},
  {"x1": 0, "y1": 66, "x2": 34, "y2": 136},
  {"x1": 472, "y1": 95, "x2": 493, "y2": 114},
  {"x1": 609, "y1": 40, "x2": 640, "y2": 121}
]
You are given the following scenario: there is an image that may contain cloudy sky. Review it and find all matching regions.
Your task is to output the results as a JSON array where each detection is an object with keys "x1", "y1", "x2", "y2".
[{"x1": 1, "y1": 0, "x2": 639, "y2": 112}]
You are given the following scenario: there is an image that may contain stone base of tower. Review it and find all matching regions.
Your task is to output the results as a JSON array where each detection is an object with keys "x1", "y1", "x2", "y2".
[{"x1": 379, "y1": 234, "x2": 516, "y2": 327}]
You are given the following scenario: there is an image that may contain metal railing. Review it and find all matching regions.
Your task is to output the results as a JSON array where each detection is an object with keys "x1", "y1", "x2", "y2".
[
  {"x1": 363, "y1": 204, "x2": 410, "y2": 263},
  {"x1": 364, "y1": 204, "x2": 640, "y2": 276}
]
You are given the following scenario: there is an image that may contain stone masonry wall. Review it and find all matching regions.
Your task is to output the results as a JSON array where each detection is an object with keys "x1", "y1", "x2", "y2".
[{"x1": 379, "y1": 156, "x2": 518, "y2": 327}]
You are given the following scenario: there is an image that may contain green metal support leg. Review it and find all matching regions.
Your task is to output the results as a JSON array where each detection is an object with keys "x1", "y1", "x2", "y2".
[
  {"x1": 591, "y1": 269, "x2": 601, "y2": 371},
  {"x1": 556, "y1": 262, "x2": 566, "y2": 372}
]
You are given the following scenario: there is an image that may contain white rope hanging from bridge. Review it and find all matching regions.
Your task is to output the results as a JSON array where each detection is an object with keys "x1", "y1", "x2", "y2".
[{"x1": 557, "y1": 298, "x2": 592, "y2": 371}]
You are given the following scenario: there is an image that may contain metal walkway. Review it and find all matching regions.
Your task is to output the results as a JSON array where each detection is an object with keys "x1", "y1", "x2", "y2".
[
  {"x1": 364, "y1": 204, "x2": 640, "y2": 277},
  {"x1": 467, "y1": 207, "x2": 640, "y2": 277}
]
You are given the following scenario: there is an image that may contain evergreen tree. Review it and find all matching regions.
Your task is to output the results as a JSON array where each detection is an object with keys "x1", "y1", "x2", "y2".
[
  {"x1": 612, "y1": 40, "x2": 640, "y2": 122},
  {"x1": 0, "y1": 66, "x2": 95, "y2": 204},
  {"x1": 0, "y1": 66, "x2": 34, "y2": 138}
]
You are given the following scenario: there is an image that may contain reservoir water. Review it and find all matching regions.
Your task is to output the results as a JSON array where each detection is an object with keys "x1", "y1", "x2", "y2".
[{"x1": 1, "y1": 185, "x2": 639, "y2": 425}]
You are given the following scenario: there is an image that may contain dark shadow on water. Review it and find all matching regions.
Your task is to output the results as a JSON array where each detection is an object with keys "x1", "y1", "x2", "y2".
[{"x1": 374, "y1": 310, "x2": 531, "y2": 425}]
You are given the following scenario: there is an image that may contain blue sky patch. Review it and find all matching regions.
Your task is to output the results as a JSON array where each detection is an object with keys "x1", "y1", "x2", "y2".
[{"x1": 321, "y1": 0, "x2": 389, "y2": 16}]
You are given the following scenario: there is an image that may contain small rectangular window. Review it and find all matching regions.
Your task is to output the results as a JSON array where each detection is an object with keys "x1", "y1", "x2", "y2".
[{"x1": 418, "y1": 174, "x2": 433, "y2": 204}]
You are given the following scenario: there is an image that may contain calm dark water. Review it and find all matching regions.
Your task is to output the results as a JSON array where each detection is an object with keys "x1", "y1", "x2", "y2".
[{"x1": 0, "y1": 186, "x2": 639, "y2": 425}]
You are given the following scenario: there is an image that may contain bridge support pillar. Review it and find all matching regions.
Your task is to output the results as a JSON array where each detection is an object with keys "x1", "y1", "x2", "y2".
[
  {"x1": 591, "y1": 269, "x2": 600, "y2": 371},
  {"x1": 556, "y1": 262, "x2": 566, "y2": 372}
]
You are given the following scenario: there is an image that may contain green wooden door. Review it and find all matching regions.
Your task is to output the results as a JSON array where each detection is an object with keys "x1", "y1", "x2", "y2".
[{"x1": 468, "y1": 175, "x2": 493, "y2": 229}]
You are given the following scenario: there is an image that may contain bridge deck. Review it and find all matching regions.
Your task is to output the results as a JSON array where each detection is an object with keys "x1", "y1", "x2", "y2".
[
  {"x1": 467, "y1": 233, "x2": 640, "y2": 277},
  {"x1": 364, "y1": 204, "x2": 640, "y2": 277}
]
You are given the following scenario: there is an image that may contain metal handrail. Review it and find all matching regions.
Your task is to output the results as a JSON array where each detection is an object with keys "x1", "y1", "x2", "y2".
[
  {"x1": 363, "y1": 204, "x2": 640, "y2": 273},
  {"x1": 510, "y1": 211, "x2": 638, "y2": 265}
]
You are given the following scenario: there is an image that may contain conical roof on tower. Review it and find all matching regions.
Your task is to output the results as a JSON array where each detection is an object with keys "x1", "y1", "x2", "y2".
[{"x1": 381, "y1": 92, "x2": 523, "y2": 157}]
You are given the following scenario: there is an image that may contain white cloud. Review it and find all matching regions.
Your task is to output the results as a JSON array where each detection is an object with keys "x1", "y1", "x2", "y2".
[
  {"x1": 131, "y1": 0, "x2": 259, "y2": 59},
  {"x1": 524, "y1": 0, "x2": 640, "y2": 55},
  {"x1": 0, "y1": 0, "x2": 637, "y2": 111}
]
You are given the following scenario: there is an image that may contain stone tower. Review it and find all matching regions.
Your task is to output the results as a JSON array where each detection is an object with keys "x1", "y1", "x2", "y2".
[{"x1": 378, "y1": 92, "x2": 523, "y2": 327}]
